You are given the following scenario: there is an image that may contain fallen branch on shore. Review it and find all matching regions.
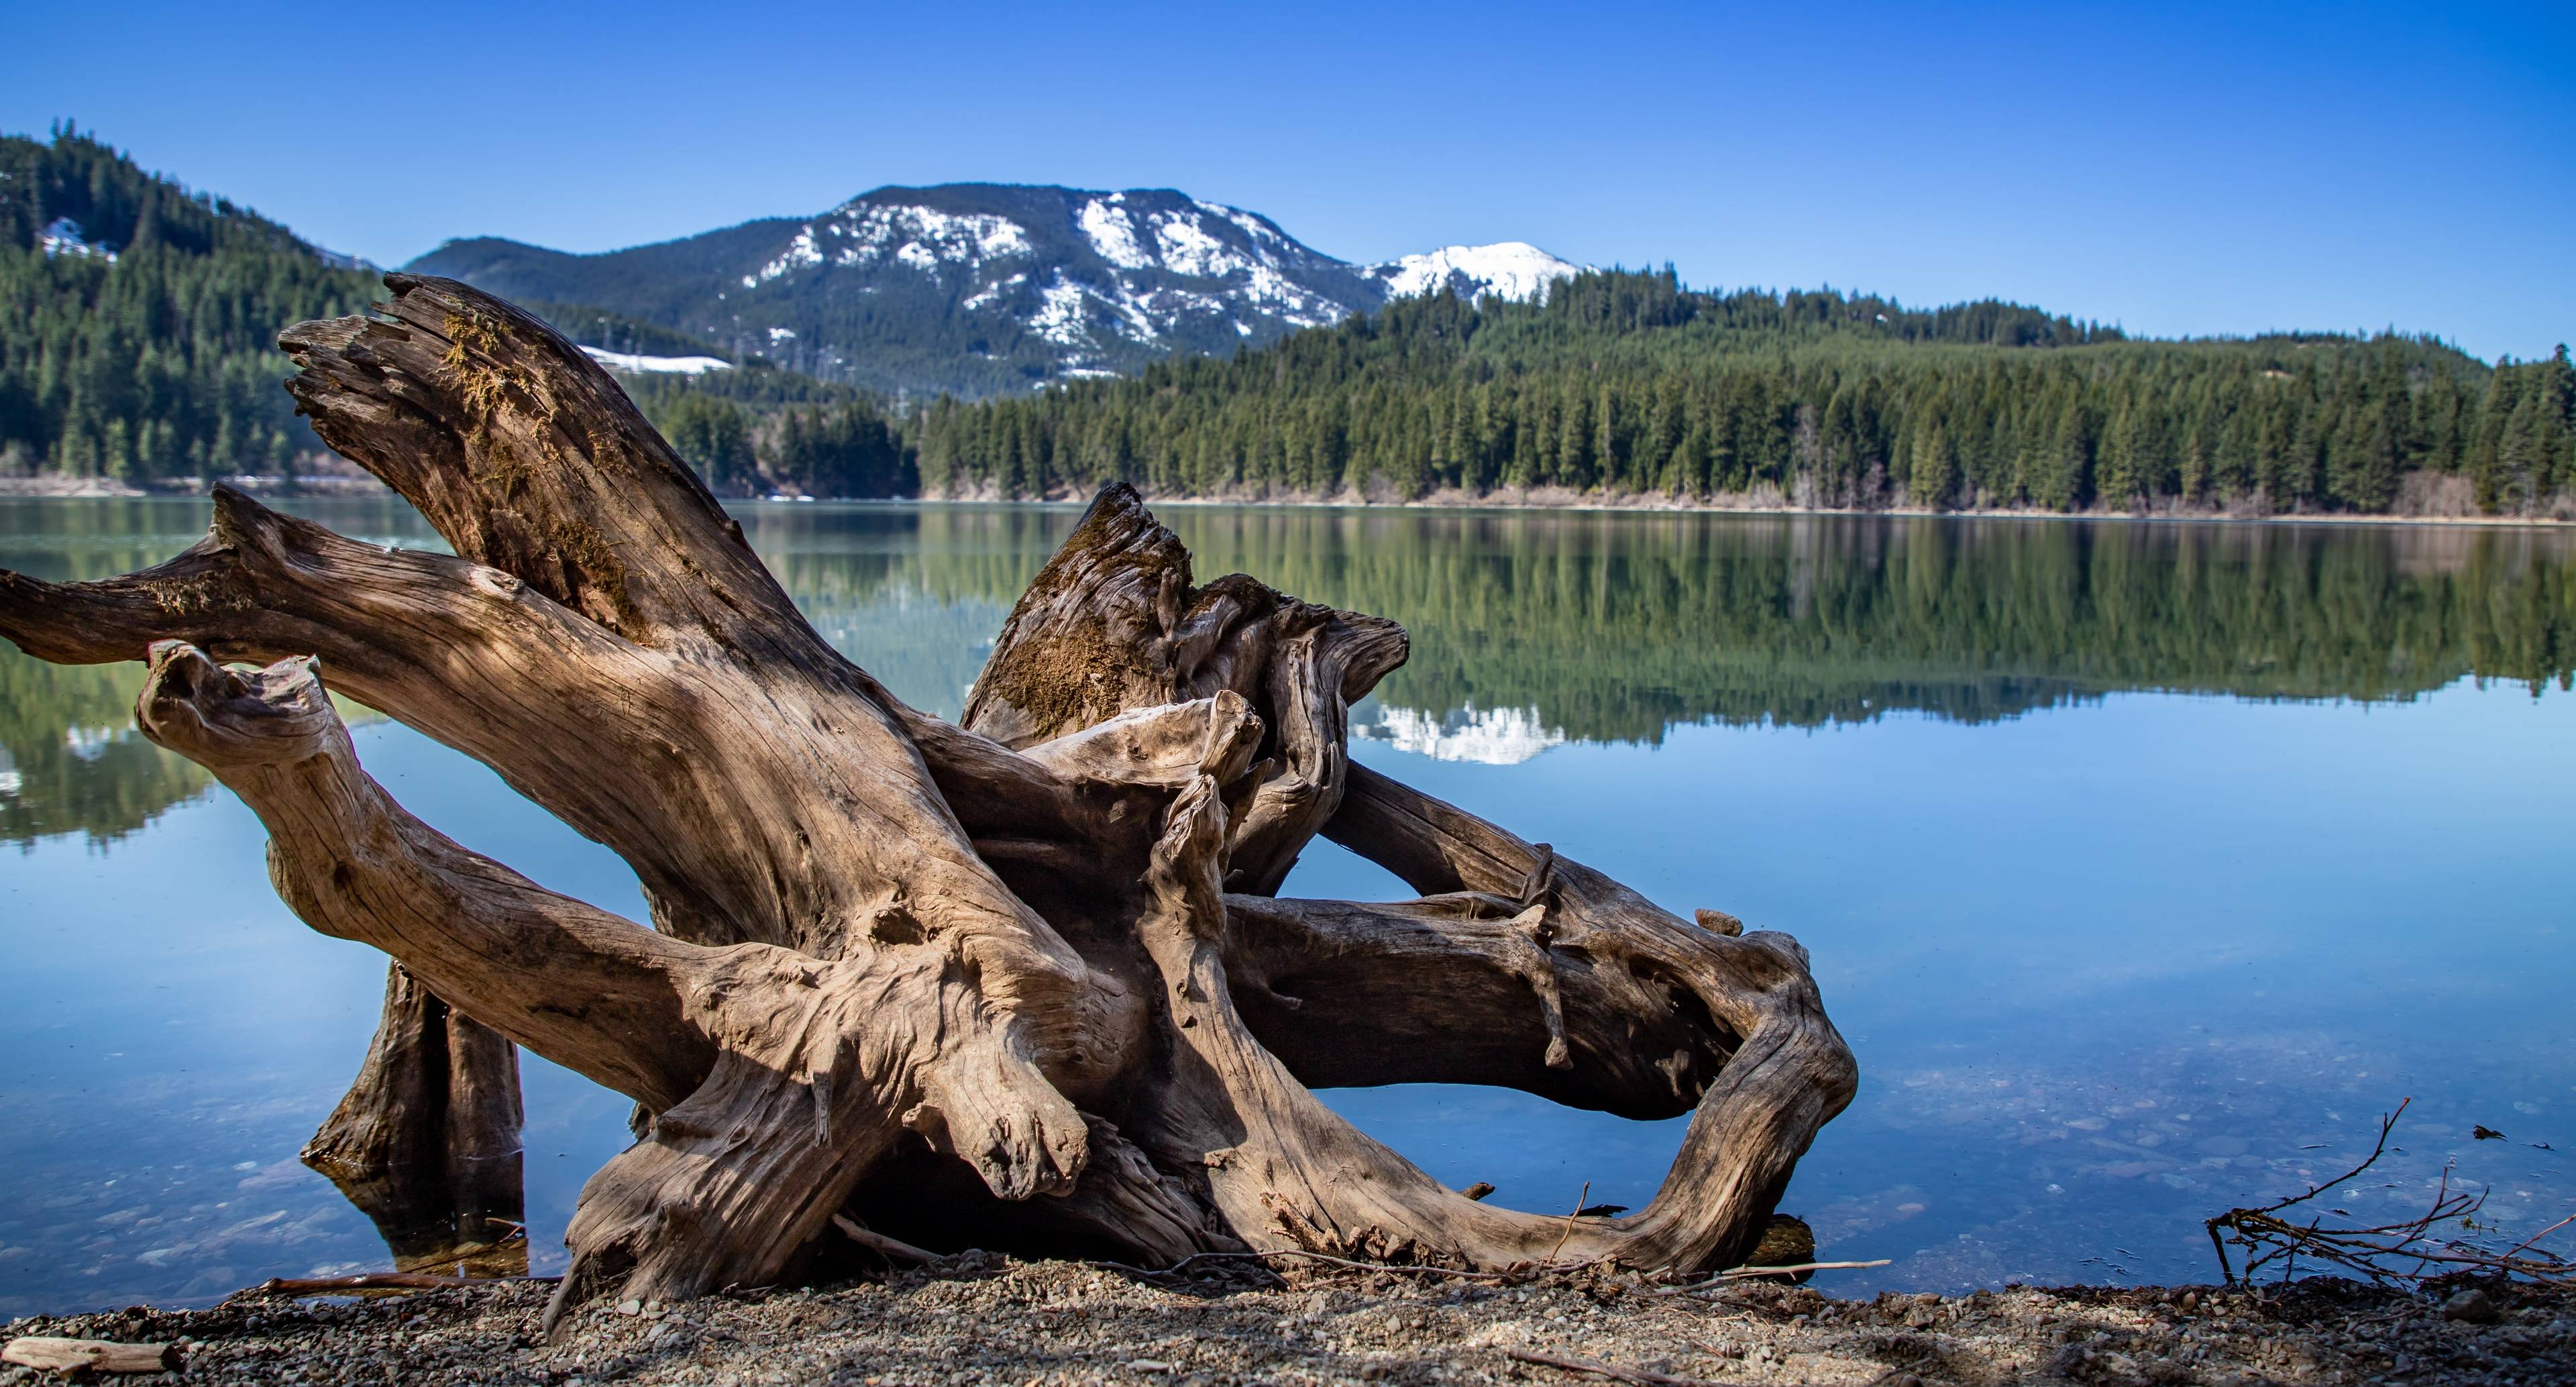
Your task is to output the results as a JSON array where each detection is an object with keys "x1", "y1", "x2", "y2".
[
  {"x1": 250, "y1": 1272, "x2": 560, "y2": 1297},
  {"x1": 1646, "y1": 1260, "x2": 1895, "y2": 1294},
  {"x1": 832, "y1": 1215, "x2": 938, "y2": 1265},
  {"x1": 2, "y1": 1337, "x2": 182, "y2": 1374},
  {"x1": 2206, "y1": 1097, "x2": 2576, "y2": 1287},
  {"x1": 1504, "y1": 1347, "x2": 1722, "y2": 1386},
  {"x1": 1090, "y1": 1249, "x2": 1593, "y2": 1282}
]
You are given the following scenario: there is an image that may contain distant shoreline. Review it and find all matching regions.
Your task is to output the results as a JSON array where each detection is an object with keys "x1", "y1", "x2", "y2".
[
  {"x1": 1099, "y1": 489, "x2": 2576, "y2": 529},
  {"x1": 925, "y1": 484, "x2": 2576, "y2": 529},
  {"x1": 7, "y1": 474, "x2": 2569, "y2": 528}
]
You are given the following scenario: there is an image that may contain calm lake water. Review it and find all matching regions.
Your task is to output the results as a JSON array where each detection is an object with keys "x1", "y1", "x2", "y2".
[{"x1": 3, "y1": 497, "x2": 2572, "y2": 1315}]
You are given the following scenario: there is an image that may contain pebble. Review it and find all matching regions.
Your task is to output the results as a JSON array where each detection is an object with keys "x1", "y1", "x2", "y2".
[
  {"x1": 2443, "y1": 1288, "x2": 2502, "y2": 1324},
  {"x1": 1, "y1": 1264, "x2": 2563, "y2": 1385}
]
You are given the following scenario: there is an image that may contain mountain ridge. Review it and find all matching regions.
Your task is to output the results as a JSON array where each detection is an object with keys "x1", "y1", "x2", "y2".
[{"x1": 405, "y1": 182, "x2": 1584, "y2": 398}]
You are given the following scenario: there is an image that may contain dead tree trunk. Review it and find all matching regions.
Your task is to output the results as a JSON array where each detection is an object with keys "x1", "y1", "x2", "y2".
[{"x1": 0, "y1": 276, "x2": 1855, "y2": 1317}]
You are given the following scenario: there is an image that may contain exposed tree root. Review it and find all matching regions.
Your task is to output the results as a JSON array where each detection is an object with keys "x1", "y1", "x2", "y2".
[{"x1": 0, "y1": 275, "x2": 1856, "y2": 1317}]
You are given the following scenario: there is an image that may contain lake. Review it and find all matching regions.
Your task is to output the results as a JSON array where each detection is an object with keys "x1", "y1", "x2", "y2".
[{"x1": 3, "y1": 496, "x2": 2571, "y2": 1317}]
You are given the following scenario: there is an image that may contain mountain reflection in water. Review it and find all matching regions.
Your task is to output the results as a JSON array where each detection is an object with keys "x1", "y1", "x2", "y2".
[{"x1": 7, "y1": 498, "x2": 2571, "y2": 846}]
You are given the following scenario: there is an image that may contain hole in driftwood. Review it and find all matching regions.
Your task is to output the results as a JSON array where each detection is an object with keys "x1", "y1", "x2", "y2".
[{"x1": 1317, "y1": 1083, "x2": 1694, "y2": 1220}]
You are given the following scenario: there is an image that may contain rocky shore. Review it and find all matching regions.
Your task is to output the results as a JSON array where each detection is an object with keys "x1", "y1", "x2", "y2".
[{"x1": 5, "y1": 1257, "x2": 2569, "y2": 1386}]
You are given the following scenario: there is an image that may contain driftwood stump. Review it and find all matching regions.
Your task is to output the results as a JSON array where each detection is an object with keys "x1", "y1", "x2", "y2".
[
  {"x1": 302, "y1": 961, "x2": 527, "y2": 1275},
  {"x1": 0, "y1": 276, "x2": 1855, "y2": 1320}
]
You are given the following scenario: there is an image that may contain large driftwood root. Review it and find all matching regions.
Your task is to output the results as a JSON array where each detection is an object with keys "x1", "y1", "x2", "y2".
[{"x1": 0, "y1": 274, "x2": 1855, "y2": 1315}]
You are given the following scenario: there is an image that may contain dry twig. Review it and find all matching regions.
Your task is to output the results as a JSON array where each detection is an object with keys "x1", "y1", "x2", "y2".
[
  {"x1": 1546, "y1": 1182, "x2": 1595, "y2": 1264},
  {"x1": 250, "y1": 1272, "x2": 558, "y2": 1296},
  {"x1": 1091, "y1": 1249, "x2": 1566, "y2": 1282},
  {"x1": 1647, "y1": 1259, "x2": 1893, "y2": 1295},
  {"x1": 832, "y1": 1215, "x2": 938, "y2": 1265},
  {"x1": 1504, "y1": 1347, "x2": 1721, "y2": 1386},
  {"x1": 2206, "y1": 1097, "x2": 2575, "y2": 1287}
]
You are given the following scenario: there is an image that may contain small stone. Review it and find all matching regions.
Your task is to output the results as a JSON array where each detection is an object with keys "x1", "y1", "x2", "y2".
[
  {"x1": 2442, "y1": 1289, "x2": 2501, "y2": 1325},
  {"x1": 614, "y1": 1299, "x2": 643, "y2": 1317}
]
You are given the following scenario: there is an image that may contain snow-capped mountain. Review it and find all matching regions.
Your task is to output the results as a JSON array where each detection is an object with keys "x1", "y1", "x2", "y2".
[
  {"x1": 408, "y1": 184, "x2": 1585, "y2": 398},
  {"x1": 1362, "y1": 242, "x2": 1584, "y2": 305}
]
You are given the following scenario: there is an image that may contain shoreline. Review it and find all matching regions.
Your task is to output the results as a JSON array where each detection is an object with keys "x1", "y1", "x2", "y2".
[
  {"x1": 1106, "y1": 492, "x2": 2576, "y2": 529},
  {"x1": 0, "y1": 476, "x2": 391, "y2": 500},
  {"x1": 5, "y1": 1259, "x2": 2565, "y2": 1385},
  {"x1": 7, "y1": 476, "x2": 2573, "y2": 529}
]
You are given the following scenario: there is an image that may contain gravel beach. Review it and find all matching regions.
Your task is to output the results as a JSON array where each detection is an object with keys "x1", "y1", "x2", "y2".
[{"x1": 5, "y1": 1257, "x2": 2569, "y2": 1386}]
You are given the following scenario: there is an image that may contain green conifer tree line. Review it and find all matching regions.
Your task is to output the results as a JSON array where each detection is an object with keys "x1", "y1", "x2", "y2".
[
  {"x1": 918, "y1": 270, "x2": 2575, "y2": 516},
  {"x1": 1, "y1": 126, "x2": 380, "y2": 480}
]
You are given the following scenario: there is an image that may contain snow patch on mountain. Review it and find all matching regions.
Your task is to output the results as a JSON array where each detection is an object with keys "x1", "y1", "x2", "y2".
[
  {"x1": 1224, "y1": 263, "x2": 1336, "y2": 327},
  {"x1": 1368, "y1": 241, "x2": 1584, "y2": 304},
  {"x1": 1030, "y1": 274, "x2": 1094, "y2": 347},
  {"x1": 1104, "y1": 282, "x2": 1165, "y2": 341},
  {"x1": 40, "y1": 216, "x2": 114, "y2": 261},
  {"x1": 1078, "y1": 197, "x2": 1152, "y2": 270},
  {"x1": 1152, "y1": 215, "x2": 1236, "y2": 277},
  {"x1": 583, "y1": 347, "x2": 733, "y2": 376},
  {"x1": 747, "y1": 203, "x2": 1034, "y2": 287},
  {"x1": 964, "y1": 272, "x2": 1028, "y2": 311},
  {"x1": 745, "y1": 227, "x2": 823, "y2": 286}
]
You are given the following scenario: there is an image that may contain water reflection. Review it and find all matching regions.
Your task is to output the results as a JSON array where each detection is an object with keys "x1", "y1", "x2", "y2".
[
  {"x1": 10, "y1": 500, "x2": 2570, "y2": 850},
  {"x1": 0, "y1": 658, "x2": 213, "y2": 847},
  {"x1": 0, "y1": 498, "x2": 429, "y2": 850},
  {"x1": 2, "y1": 498, "x2": 2572, "y2": 1309}
]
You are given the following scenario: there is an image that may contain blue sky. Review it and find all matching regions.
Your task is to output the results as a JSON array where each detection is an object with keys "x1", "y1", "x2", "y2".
[{"x1": 7, "y1": 1, "x2": 2570, "y2": 359}]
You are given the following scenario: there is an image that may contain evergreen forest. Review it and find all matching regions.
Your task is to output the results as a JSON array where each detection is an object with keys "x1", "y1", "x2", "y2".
[
  {"x1": 1, "y1": 128, "x2": 916, "y2": 498},
  {"x1": 0, "y1": 126, "x2": 382, "y2": 480},
  {"x1": 917, "y1": 271, "x2": 2576, "y2": 517}
]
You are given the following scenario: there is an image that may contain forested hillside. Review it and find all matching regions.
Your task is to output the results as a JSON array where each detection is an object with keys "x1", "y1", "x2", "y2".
[
  {"x1": 918, "y1": 270, "x2": 2576, "y2": 516},
  {"x1": 0, "y1": 126, "x2": 382, "y2": 481},
  {"x1": 0, "y1": 127, "x2": 915, "y2": 497},
  {"x1": 644, "y1": 386, "x2": 915, "y2": 499}
]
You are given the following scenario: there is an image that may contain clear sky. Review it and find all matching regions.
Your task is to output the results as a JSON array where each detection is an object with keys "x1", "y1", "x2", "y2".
[{"x1": 7, "y1": 1, "x2": 2570, "y2": 360}]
